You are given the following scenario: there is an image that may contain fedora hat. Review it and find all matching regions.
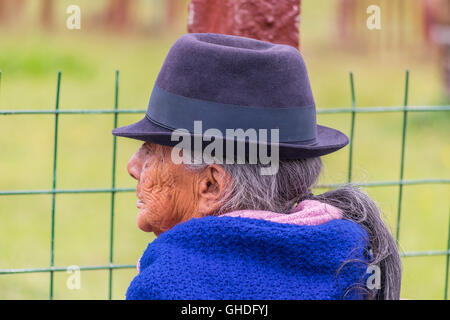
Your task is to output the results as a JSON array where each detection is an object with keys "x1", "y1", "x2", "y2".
[{"x1": 112, "y1": 33, "x2": 348, "y2": 159}]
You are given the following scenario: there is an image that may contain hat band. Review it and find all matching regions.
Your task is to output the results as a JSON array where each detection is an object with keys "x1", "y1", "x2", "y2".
[{"x1": 146, "y1": 85, "x2": 317, "y2": 143}]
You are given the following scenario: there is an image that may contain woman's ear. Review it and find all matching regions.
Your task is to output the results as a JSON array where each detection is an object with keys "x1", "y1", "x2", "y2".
[{"x1": 197, "y1": 164, "x2": 230, "y2": 216}]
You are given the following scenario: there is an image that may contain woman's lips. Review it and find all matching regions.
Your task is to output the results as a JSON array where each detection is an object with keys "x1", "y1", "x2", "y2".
[{"x1": 136, "y1": 200, "x2": 144, "y2": 209}]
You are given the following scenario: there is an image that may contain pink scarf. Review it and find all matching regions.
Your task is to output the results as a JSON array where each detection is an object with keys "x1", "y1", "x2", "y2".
[{"x1": 220, "y1": 199, "x2": 343, "y2": 226}]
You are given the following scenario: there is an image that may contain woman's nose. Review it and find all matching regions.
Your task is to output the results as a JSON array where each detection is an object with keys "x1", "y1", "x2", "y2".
[{"x1": 127, "y1": 151, "x2": 143, "y2": 180}]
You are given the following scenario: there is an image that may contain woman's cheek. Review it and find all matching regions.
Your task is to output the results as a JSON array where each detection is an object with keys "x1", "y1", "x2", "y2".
[{"x1": 138, "y1": 192, "x2": 172, "y2": 234}]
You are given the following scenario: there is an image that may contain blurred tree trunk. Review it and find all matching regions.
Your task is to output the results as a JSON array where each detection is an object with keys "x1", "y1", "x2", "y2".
[
  {"x1": 187, "y1": 0, "x2": 301, "y2": 49},
  {"x1": 105, "y1": 0, "x2": 132, "y2": 30},
  {"x1": 41, "y1": 0, "x2": 53, "y2": 29},
  {"x1": 0, "y1": 0, "x2": 25, "y2": 25},
  {"x1": 424, "y1": 0, "x2": 450, "y2": 96},
  {"x1": 167, "y1": 0, "x2": 186, "y2": 29},
  {"x1": 0, "y1": 0, "x2": 6, "y2": 24}
]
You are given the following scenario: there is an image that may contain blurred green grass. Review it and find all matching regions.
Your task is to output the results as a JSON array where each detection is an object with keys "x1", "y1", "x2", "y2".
[{"x1": 0, "y1": 0, "x2": 449, "y2": 299}]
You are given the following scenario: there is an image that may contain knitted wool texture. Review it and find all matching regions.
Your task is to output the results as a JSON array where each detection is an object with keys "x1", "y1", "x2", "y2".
[{"x1": 126, "y1": 210, "x2": 371, "y2": 300}]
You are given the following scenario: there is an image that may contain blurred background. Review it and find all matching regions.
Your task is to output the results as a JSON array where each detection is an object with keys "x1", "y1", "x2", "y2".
[{"x1": 0, "y1": 0, "x2": 449, "y2": 299}]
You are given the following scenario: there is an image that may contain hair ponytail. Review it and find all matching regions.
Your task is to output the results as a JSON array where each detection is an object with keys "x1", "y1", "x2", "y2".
[{"x1": 312, "y1": 184, "x2": 402, "y2": 299}]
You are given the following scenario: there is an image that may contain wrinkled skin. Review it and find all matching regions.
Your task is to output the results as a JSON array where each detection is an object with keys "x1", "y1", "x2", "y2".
[{"x1": 127, "y1": 142, "x2": 229, "y2": 236}]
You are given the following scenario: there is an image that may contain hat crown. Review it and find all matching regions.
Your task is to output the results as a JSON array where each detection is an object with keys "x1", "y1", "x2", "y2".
[
  {"x1": 155, "y1": 33, "x2": 315, "y2": 108},
  {"x1": 112, "y1": 33, "x2": 348, "y2": 159}
]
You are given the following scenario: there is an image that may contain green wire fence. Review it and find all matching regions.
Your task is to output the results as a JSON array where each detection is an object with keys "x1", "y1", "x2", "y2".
[{"x1": 0, "y1": 69, "x2": 449, "y2": 299}]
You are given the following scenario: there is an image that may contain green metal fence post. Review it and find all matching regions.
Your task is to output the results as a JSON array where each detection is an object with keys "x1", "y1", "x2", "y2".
[
  {"x1": 49, "y1": 71, "x2": 62, "y2": 300},
  {"x1": 348, "y1": 72, "x2": 356, "y2": 183},
  {"x1": 445, "y1": 206, "x2": 450, "y2": 300},
  {"x1": 108, "y1": 70, "x2": 119, "y2": 300},
  {"x1": 395, "y1": 70, "x2": 409, "y2": 244}
]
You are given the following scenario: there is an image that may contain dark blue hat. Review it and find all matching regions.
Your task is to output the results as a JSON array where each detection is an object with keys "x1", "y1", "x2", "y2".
[{"x1": 112, "y1": 33, "x2": 348, "y2": 159}]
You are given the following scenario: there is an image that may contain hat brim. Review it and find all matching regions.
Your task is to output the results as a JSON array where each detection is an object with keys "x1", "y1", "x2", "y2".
[{"x1": 112, "y1": 117, "x2": 349, "y2": 159}]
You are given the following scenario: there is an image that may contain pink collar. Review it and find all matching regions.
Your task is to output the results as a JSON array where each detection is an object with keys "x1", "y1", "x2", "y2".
[{"x1": 220, "y1": 200, "x2": 343, "y2": 226}]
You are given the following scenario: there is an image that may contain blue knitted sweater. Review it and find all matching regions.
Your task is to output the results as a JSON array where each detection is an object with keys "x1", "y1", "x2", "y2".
[{"x1": 126, "y1": 216, "x2": 371, "y2": 300}]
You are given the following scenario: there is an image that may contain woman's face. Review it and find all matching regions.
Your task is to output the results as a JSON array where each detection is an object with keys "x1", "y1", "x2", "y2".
[{"x1": 127, "y1": 142, "x2": 200, "y2": 236}]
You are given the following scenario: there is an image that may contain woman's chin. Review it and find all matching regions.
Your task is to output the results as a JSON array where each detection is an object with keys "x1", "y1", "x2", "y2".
[{"x1": 137, "y1": 210, "x2": 153, "y2": 232}]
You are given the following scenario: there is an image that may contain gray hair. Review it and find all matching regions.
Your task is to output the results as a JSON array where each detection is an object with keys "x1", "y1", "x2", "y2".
[{"x1": 186, "y1": 157, "x2": 402, "y2": 300}]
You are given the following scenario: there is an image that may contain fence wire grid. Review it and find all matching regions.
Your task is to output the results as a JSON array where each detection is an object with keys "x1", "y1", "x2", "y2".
[{"x1": 0, "y1": 69, "x2": 449, "y2": 300}]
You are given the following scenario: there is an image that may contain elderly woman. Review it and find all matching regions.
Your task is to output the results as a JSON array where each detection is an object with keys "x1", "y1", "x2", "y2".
[{"x1": 113, "y1": 33, "x2": 401, "y2": 300}]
